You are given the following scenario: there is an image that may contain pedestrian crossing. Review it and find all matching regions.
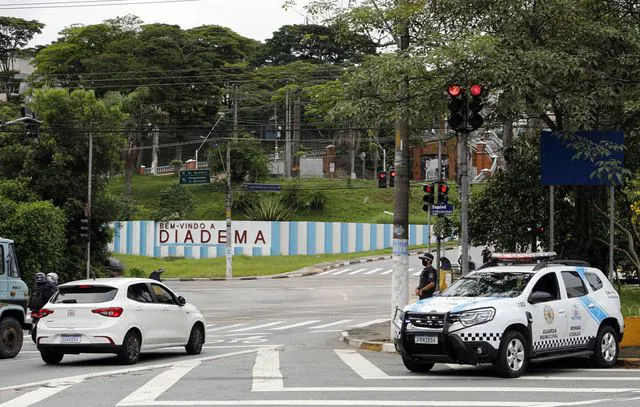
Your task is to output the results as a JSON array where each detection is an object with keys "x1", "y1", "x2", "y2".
[
  {"x1": 204, "y1": 317, "x2": 388, "y2": 334},
  {"x1": 319, "y1": 266, "x2": 422, "y2": 277}
]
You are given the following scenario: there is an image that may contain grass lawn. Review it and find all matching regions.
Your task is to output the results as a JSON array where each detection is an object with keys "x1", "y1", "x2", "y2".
[{"x1": 620, "y1": 285, "x2": 640, "y2": 317}]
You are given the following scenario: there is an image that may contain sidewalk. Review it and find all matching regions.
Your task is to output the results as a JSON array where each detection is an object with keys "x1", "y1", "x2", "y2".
[{"x1": 341, "y1": 321, "x2": 640, "y2": 368}]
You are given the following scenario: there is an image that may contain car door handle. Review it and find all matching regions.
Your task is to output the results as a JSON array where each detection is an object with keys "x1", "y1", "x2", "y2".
[{"x1": 558, "y1": 310, "x2": 566, "y2": 315}]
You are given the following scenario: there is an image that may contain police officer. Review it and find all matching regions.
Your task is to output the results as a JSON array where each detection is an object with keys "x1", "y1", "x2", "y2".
[{"x1": 415, "y1": 253, "x2": 438, "y2": 300}]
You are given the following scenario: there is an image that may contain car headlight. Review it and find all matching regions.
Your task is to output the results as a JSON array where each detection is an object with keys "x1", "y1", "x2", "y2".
[
  {"x1": 459, "y1": 308, "x2": 495, "y2": 327},
  {"x1": 393, "y1": 308, "x2": 405, "y2": 329}
]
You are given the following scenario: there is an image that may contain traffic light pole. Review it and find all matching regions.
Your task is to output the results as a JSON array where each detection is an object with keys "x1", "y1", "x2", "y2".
[
  {"x1": 86, "y1": 124, "x2": 93, "y2": 279},
  {"x1": 435, "y1": 139, "x2": 443, "y2": 275},
  {"x1": 459, "y1": 132, "x2": 470, "y2": 275}
]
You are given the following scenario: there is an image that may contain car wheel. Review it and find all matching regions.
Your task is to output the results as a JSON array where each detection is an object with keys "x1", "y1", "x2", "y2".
[
  {"x1": 185, "y1": 323, "x2": 204, "y2": 355},
  {"x1": 590, "y1": 324, "x2": 618, "y2": 368},
  {"x1": 40, "y1": 350, "x2": 64, "y2": 365},
  {"x1": 494, "y1": 330, "x2": 528, "y2": 378},
  {"x1": 0, "y1": 317, "x2": 23, "y2": 359},
  {"x1": 118, "y1": 330, "x2": 141, "y2": 365},
  {"x1": 401, "y1": 353, "x2": 435, "y2": 373}
]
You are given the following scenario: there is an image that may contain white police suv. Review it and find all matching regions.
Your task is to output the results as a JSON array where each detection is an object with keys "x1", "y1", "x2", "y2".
[{"x1": 394, "y1": 253, "x2": 624, "y2": 378}]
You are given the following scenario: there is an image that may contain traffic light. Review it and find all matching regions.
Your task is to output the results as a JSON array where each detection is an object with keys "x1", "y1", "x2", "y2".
[
  {"x1": 422, "y1": 183, "x2": 435, "y2": 211},
  {"x1": 447, "y1": 85, "x2": 466, "y2": 131},
  {"x1": 80, "y1": 218, "x2": 89, "y2": 240},
  {"x1": 468, "y1": 84, "x2": 484, "y2": 131},
  {"x1": 437, "y1": 182, "x2": 449, "y2": 205},
  {"x1": 389, "y1": 168, "x2": 396, "y2": 187},
  {"x1": 377, "y1": 171, "x2": 387, "y2": 188}
]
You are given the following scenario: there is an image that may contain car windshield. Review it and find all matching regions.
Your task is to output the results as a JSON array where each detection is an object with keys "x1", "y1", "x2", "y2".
[
  {"x1": 51, "y1": 285, "x2": 118, "y2": 304},
  {"x1": 440, "y1": 272, "x2": 533, "y2": 298}
]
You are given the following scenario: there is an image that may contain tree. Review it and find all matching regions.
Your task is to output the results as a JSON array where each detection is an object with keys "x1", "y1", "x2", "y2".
[
  {"x1": 0, "y1": 17, "x2": 44, "y2": 100},
  {"x1": 208, "y1": 134, "x2": 269, "y2": 183}
]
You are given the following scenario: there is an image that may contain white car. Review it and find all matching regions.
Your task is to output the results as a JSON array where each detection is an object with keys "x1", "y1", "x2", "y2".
[
  {"x1": 394, "y1": 253, "x2": 624, "y2": 378},
  {"x1": 36, "y1": 278, "x2": 206, "y2": 365}
]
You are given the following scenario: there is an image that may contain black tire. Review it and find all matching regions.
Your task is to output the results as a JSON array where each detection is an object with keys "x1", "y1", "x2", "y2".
[
  {"x1": 494, "y1": 330, "x2": 528, "y2": 378},
  {"x1": 40, "y1": 350, "x2": 64, "y2": 365},
  {"x1": 118, "y1": 330, "x2": 141, "y2": 365},
  {"x1": 590, "y1": 324, "x2": 619, "y2": 368},
  {"x1": 401, "y1": 353, "x2": 435, "y2": 373},
  {"x1": 0, "y1": 317, "x2": 23, "y2": 359},
  {"x1": 185, "y1": 323, "x2": 205, "y2": 355}
]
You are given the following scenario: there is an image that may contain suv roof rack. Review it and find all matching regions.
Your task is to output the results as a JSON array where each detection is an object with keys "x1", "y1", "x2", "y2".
[{"x1": 532, "y1": 260, "x2": 590, "y2": 271}]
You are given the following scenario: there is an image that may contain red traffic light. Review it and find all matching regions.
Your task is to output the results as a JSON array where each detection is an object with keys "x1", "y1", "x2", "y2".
[
  {"x1": 439, "y1": 184, "x2": 449, "y2": 194},
  {"x1": 390, "y1": 170, "x2": 396, "y2": 177},
  {"x1": 447, "y1": 85, "x2": 462, "y2": 97},
  {"x1": 470, "y1": 84, "x2": 483, "y2": 97},
  {"x1": 378, "y1": 172, "x2": 386, "y2": 178},
  {"x1": 423, "y1": 184, "x2": 434, "y2": 193}
]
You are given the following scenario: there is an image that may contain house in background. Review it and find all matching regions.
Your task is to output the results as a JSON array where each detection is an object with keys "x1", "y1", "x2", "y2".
[{"x1": 0, "y1": 58, "x2": 34, "y2": 102}]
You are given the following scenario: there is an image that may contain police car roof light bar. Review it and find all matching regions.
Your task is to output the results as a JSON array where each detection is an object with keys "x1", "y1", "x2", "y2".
[{"x1": 490, "y1": 252, "x2": 557, "y2": 262}]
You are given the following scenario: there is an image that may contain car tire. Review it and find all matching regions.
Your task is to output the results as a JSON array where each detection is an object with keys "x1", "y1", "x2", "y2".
[
  {"x1": 0, "y1": 317, "x2": 23, "y2": 359},
  {"x1": 590, "y1": 324, "x2": 618, "y2": 368},
  {"x1": 494, "y1": 330, "x2": 528, "y2": 378},
  {"x1": 401, "y1": 353, "x2": 435, "y2": 373},
  {"x1": 31, "y1": 325, "x2": 37, "y2": 344},
  {"x1": 40, "y1": 350, "x2": 64, "y2": 365},
  {"x1": 185, "y1": 323, "x2": 204, "y2": 355},
  {"x1": 118, "y1": 330, "x2": 141, "y2": 365}
]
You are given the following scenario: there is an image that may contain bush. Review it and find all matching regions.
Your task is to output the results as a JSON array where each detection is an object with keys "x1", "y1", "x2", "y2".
[
  {"x1": 280, "y1": 180, "x2": 306, "y2": 210},
  {"x1": 233, "y1": 189, "x2": 260, "y2": 212},
  {"x1": 151, "y1": 184, "x2": 194, "y2": 220},
  {"x1": 307, "y1": 190, "x2": 328, "y2": 211},
  {"x1": 127, "y1": 267, "x2": 146, "y2": 278},
  {"x1": 245, "y1": 197, "x2": 293, "y2": 221}
]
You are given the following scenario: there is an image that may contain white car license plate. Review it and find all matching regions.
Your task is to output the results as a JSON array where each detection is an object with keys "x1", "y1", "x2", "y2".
[
  {"x1": 414, "y1": 335, "x2": 438, "y2": 345},
  {"x1": 60, "y1": 335, "x2": 81, "y2": 344}
]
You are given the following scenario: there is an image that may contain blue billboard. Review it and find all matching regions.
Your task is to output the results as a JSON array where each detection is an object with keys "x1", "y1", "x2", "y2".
[{"x1": 540, "y1": 130, "x2": 624, "y2": 186}]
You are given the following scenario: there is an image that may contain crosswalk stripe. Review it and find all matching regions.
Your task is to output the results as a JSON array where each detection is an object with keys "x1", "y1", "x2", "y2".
[
  {"x1": 350, "y1": 318, "x2": 388, "y2": 329},
  {"x1": 309, "y1": 319, "x2": 353, "y2": 329},
  {"x1": 317, "y1": 269, "x2": 335, "y2": 276},
  {"x1": 0, "y1": 377, "x2": 84, "y2": 407},
  {"x1": 251, "y1": 346, "x2": 283, "y2": 391},
  {"x1": 207, "y1": 323, "x2": 245, "y2": 331},
  {"x1": 331, "y1": 268, "x2": 352, "y2": 276},
  {"x1": 412, "y1": 271, "x2": 421, "y2": 277},
  {"x1": 206, "y1": 324, "x2": 216, "y2": 328},
  {"x1": 381, "y1": 269, "x2": 393, "y2": 275},
  {"x1": 335, "y1": 349, "x2": 388, "y2": 379},
  {"x1": 229, "y1": 321, "x2": 285, "y2": 332},
  {"x1": 270, "y1": 320, "x2": 321, "y2": 331},
  {"x1": 348, "y1": 268, "x2": 368, "y2": 275},
  {"x1": 364, "y1": 268, "x2": 383, "y2": 275}
]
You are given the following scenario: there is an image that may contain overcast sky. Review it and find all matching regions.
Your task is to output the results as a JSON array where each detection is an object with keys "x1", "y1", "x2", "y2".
[{"x1": 4, "y1": 0, "x2": 310, "y2": 47}]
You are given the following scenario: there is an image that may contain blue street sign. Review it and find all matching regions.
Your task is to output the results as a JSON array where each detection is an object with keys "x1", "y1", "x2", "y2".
[
  {"x1": 243, "y1": 183, "x2": 282, "y2": 192},
  {"x1": 430, "y1": 204, "x2": 454, "y2": 216}
]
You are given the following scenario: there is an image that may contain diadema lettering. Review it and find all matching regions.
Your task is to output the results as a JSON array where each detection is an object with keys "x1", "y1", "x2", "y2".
[{"x1": 156, "y1": 221, "x2": 271, "y2": 247}]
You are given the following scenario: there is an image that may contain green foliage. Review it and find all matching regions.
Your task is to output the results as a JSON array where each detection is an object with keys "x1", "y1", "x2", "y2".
[
  {"x1": 307, "y1": 190, "x2": 327, "y2": 211},
  {"x1": 170, "y1": 160, "x2": 183, "y2": 176},
  {"x1": 244, "y1": 197, "x2": 293, "y2": 221},
  {"x1": 127, "y1": 267, "x2": 146, "y2": 278},
  {"x1": 151, "y1": 184, "x2": 195, "y2": 221},
  {"x1": 0, "y1": 179, "x2": 38, "y2": 203},
  {"x1": 280, "y1": 180, "x2": 306, "y2": 210},
  {"x1": 208, "y1": 135, "x2": 269, "y2": 183},
  {"x1": 232, "y1": 189, "x2": 259, "y2": 213}
]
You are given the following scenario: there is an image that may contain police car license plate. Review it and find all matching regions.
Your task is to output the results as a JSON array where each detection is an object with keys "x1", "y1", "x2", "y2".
[
  {"x1": 414, "y1": 335, "x2": 438, "y2": 345},
  {"x1": 61, "y1": 335, "x2": 81, "y2": 344}
]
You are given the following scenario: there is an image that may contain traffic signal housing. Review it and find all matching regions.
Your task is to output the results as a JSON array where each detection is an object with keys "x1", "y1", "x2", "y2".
[
  {"x1": 377, "y1": 171, "x2": 387, "y2": 188},
  {"x1": 389, "y1": 168, "x2": 396, "y2": 187},
  {"x1": 447, "y1": 85, "x2": 466, "y2": 131},
  {"x1": 468, "y1": 84, "x2": 484, "y2": 131},
  {"x1": 423, "y1": 183, "x2": 435, "y2": 211},
  {"x1": 80, "y1": 218, "x2": 89, "y2": 240},
  {"x1": 437, "y1": 182, "x2": 449, "y2": 205}
]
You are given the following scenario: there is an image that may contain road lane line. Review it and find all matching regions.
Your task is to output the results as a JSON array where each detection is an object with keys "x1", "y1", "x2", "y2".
[
  {"x1": 119, "y1": 401, "x2": 557, "y2": 406},
  {"x1": 364, "y1": 268, "x2": 383, "y2": 275},
  {"x1": 0, "y1": 377, "x2": 85, "y2": 407},
  {"x1": 381, "y1": 269, "x2": 393, "y2": 275},
  {"x1": 331, "y1": 268, "x2": 352, "y2": 275},
  {"x1": 309, "y1": 319, "x2": 354, "y2": 329},
  {"x1": 230, "y1": 322, "x2": 285, "y2": 332},
  {"x1": 251, "y1": 346, "x2": 283, "y2": 391},
  {"x1": 350, "y1": 319, "x2": 388, "y2": 329},
  {"x1": 335, "y1": 349, "x2": 388, "y2": 379},
  {"x1": 270, "y1": 320, "x2": 321, "y2": 331},
  {"x1": 255, "y1": 386, "x2": 636, "y2": 393},
  {"x1": 117, "y1": 360, "x2": 202, "y2": 406},
  {"x1": 317, "y1": 269, "x2": 335, "y2": 276},
  {"x1": 348, "y1": 268, "x2": 368, "y2": 275},
  {"x1": 207, "y1": 323, "x2": 245, "y2": 331}
]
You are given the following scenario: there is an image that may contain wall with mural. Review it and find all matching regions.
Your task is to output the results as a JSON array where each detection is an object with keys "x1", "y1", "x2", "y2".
[{"x1": 109, "y1": 221, "x2": 434, "y2": 258}]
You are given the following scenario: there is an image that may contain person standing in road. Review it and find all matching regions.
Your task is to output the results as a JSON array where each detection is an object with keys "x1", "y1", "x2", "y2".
[{"x1": 415, "y1": 253, "x2": 438, "y2": 300}]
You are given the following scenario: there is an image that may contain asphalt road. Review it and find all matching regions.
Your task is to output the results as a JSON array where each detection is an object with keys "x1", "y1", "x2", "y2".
[{"x1": 1, "y1": 256, "x2": 639, "y2": 407}]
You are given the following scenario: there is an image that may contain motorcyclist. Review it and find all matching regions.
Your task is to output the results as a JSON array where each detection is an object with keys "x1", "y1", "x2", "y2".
[
  {"x1": 28, "y1": 272, "x2": 58, "y2": 343},
  {"x1": 46, "y1": 272, "x2": 59, "y2": 286}
]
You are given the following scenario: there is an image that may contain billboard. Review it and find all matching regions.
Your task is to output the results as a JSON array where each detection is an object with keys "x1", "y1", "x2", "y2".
[{"x1": 540, "y1": 130, "x2": 624, "y2": 186}]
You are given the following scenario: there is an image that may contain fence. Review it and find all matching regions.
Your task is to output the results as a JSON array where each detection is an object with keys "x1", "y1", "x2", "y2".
[{"x1": 109, "y1": 220, "x2": 434, "y2": 258}]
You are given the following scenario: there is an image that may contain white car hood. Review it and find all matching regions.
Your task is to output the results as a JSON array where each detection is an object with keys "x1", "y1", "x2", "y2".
[{"x1": 405, "y1": 296, "x2": 511, "y2": 314}]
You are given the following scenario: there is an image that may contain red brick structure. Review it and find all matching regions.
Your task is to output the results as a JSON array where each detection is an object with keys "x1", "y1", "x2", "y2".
[{"x1": 411, "y1": 139, "x2": 458, "y2": 181}]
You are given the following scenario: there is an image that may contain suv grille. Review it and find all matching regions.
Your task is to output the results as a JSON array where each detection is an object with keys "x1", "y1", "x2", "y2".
[{"x1": 407, "y1": 313, "x2": 445, "y2": 329}]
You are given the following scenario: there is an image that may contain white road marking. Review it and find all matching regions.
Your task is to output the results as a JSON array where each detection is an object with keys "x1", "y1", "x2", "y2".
[
  {"x1": 317, "y1": 269, "x2": 335, "y2": 276},
  {"x1": 331, "y1": 268, "x2": 352, "y2": 276},
  {"x1": 335, "y1": 349, "x2": 388, "y2": 379},
  {"x1": 309, "y1": 329, "x2": 342, "y2": 333},
  {"x1": 412, "y1": 271, "x2": 421, "y2": 277},
  {"x1": 0, "y1": 377, "x2": 84, "y2": 407},
  {"x1": 251, "y1": 346, "x2": 283, "y2": 392},
  {"x1": 309, "y1": 319, "x2": 354, "y2": 329},
  {"x1": 206, "y1": 324, "x2": 216, "y2": 328},
  {"x1": 350, "y1": 319, "x2": 389, "y2": 329},
  {"x1": 348, "y1": 268, "x2": 368, "y2": 275},
  {"x1": 207, "y1": 323, "x2": 245, "y2": 331},
  {"x1": 364, "y1": 268, "x2": 383, "y2": 275},
  {"x1": 229, "y1": 322, "x2": 285, "y2": 332},
  {"x1": 256, "y1": 386, "x2": 635, "y2": 393},
  {"x1": 113, "y1": 401, "x2": 566, "y2": 406},
  {"x1": 381, "y1": 269, "x2": 393, "y2": 275},
  {"x1": 270, "y1": 320, "x2": 321, "y2": 331}
]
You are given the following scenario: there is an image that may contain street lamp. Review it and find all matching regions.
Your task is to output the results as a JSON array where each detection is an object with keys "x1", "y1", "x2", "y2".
[{"x1": 195, "y1": 112, "x2": 225, "y2": 167}]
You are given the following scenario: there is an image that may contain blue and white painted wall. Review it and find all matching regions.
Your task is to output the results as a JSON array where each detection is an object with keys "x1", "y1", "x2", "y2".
[{"x1": 109, "y1": 220, "x2": 434, "y2": 258}]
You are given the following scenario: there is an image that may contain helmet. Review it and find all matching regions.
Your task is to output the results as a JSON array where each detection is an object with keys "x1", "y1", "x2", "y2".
[
  {"x1": 46, "y1": 272, "x2": 59, "y2": 285},
  {"x1": 35, "y1": 272, "x2": 46, "y2": 283}
]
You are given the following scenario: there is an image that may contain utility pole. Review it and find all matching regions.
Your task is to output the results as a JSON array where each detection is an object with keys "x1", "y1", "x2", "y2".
[
  {"x1": 391, "y1": 0, "x2": 410, "y2": 339},
  {"x1": 151, "y1": 125, "x2": 159, "y2": 174},
  {"x1": 459, "y1": 132, "x2": 470, "y2": 275},
  {"x1": 225, "y1": 84, "x2": 238, "y2": 280},
  {"x1": 86, "y1": 123, "x2": 93, "y2": 279},
  {"x1": 285, "y1": 89, "x2": 291, "y2": 179}
]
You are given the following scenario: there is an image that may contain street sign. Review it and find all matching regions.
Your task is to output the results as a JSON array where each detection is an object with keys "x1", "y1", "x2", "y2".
[
  {"x1": 243, "y1": 183, "x2": 282, "y2": 192},
  {"x1": 430, "y1": 204, "x2": 454, "y2": 216},
  {"x1": 179, "y1": 169, "x2": 210, "y2": 185}
]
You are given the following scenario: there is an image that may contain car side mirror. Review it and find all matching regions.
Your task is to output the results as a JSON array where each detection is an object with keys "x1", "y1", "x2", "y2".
[
  {"x1": 528, "y1": 291, "x2": 554, "y2": 304},
  {"x1": 177, "y1": 296, "x2": 186, "y2": 306}
]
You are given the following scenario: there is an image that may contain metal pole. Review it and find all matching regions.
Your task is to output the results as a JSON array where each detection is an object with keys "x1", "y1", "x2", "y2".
[
  {"x1": 609, "y1": 186, "x2": 615, "y2": 281},
  {"x1": 226, "y1": 139, "x2": 233, "y2": 280},
  {"x1": 435, "y1": 139, "x2": 442, "y2": 275},
  {"x1": 550, "y1": 185, "x2": 555, "y2": 251},
  {"x1": 460, "y1": 132, "x2": 470, "y2": 275},
  {"x1": 86, "y1": 124, "x2": 93, "y2": 279},
  {"x1": 151, "y1": 126, "x2": 159, "y2": 174},
  {"x1": 285, "y1": 90, "x2": 291, "y2": 179}
]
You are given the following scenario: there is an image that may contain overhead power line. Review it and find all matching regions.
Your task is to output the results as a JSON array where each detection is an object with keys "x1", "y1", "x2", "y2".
[{"x1": 0, "y1": 0, "x2": 204, "y2": 10}]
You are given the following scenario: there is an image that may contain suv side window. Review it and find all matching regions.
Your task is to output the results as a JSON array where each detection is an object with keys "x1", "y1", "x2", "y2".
[
  {"x1": 530, "y1": 272, "x2": 560, "y2": 300},
  {"x1": 127, "y1": 283, "x2": 154, "y2": 303},
  {"x1": 151, "y1": 284, "x2": 176, "y2": 305},
  {"x1": 585, "y1": 272, "x2": 604, "y2": 291},
  {"x1": 562, "y1": 271, "x2": 588, "y2": 298}
]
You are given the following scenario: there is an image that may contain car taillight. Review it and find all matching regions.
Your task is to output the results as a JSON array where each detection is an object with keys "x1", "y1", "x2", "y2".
[
  {"x1": 91, "y1": 307, "x2": 123, "y2": 318},
  {"x1": 39, "y1": 309, "x2": 54, "y2": 318}
]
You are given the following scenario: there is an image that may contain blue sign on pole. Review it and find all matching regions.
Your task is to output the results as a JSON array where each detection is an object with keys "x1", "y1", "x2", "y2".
[
  {"x1": 243, "y1": 183, "x2": 282, "y2": 192},
  {"x1": 430, "y1": 204, "x2": 454, "y2": 216}
]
